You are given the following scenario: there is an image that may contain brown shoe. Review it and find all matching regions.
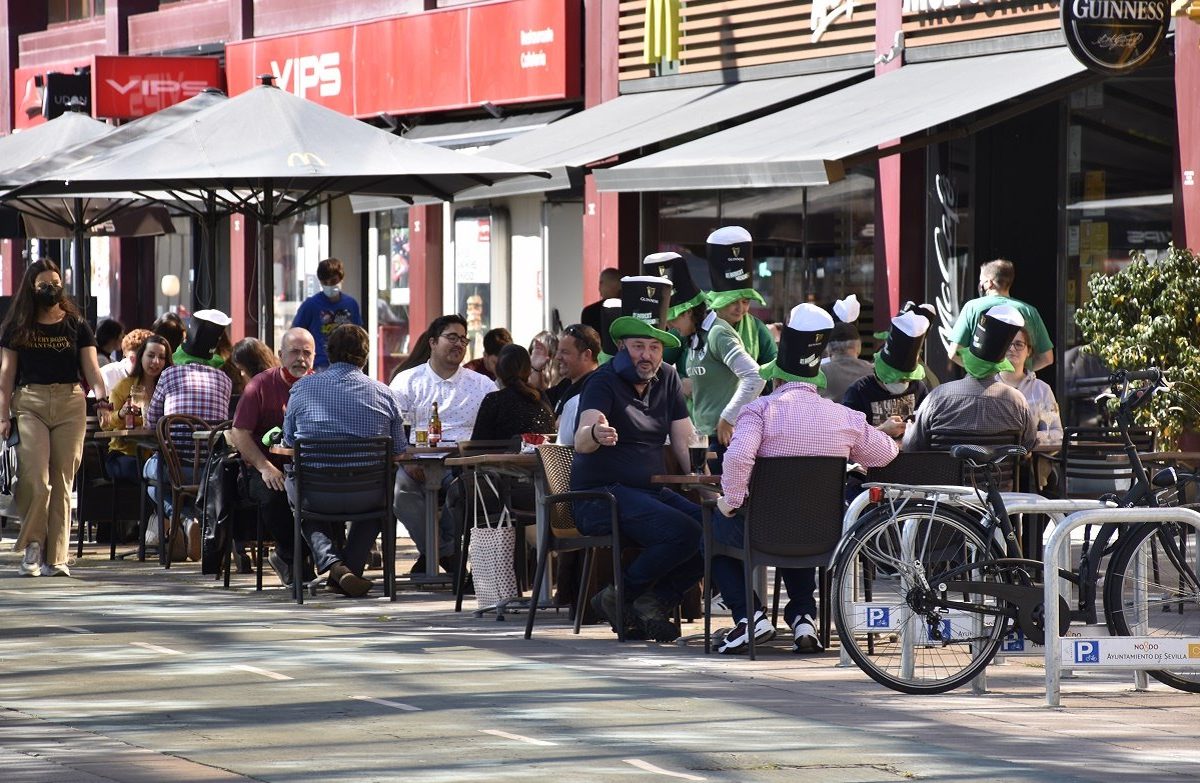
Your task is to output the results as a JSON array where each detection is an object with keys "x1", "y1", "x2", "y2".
[
  {"x1": 186, "y1": 518, "x2": 202, "y2": 562},
  {"x1": 328, "y1": 562, "x2": 371, "y2": 597}
]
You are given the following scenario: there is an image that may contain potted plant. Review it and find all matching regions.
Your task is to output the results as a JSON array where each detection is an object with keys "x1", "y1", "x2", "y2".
[{"x1": 1074, "y1": 245, "x2": 1200, "y2": 448}]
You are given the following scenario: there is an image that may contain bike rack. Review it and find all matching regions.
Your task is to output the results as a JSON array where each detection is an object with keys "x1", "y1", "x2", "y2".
[
  {"x1": 839, "y1": 487, "x2": 1112, "y2": 694},
  {"x1": 1043, "y1": 506, "x2": 1200, "y2": 706}
]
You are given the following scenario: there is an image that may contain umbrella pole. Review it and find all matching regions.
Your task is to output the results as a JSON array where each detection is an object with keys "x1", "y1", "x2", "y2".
[
  {"x1": 73, "y1": 197, "x2": 92, "y2": 326},
  {"x1": 259, "y1": 184, "x2": 275, "y2": 347}
]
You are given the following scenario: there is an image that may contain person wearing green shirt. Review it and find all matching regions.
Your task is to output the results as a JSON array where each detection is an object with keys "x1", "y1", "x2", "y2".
[
  {"x1": 948, "y1": 258, "x2": 1053, "y2": 371},
  {"x1": 705, "y1": 226, "x2": 778, "y2": 367}
]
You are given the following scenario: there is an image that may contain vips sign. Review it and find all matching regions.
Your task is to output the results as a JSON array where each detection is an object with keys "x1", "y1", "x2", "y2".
[
  {"x1": 1061, "y1": 0, "x2": 1170, "y2": 75},
  {"x1": 92, "y1": 56, "x2": 223, "y2": 119},
  {"x1": 224, "y1": 0, "x2": 579, "y2": 117}
]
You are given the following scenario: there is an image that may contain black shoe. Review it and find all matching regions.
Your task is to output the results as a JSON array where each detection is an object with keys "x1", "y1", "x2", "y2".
[
  {"x1": 409, "y1": 555, "x2": 426, "y2": 575},
  {"x1": 267, "y1": 551, "x2": 292, "y2": 587},
  {"x1": 632, "y1": 593, "x2": 681, "y2": 643}
]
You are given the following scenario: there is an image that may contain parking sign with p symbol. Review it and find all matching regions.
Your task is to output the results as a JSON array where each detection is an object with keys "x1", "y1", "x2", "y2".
[
  {"x1": 1074, "y1": 640, "x2": 1100, "y2": 663},
  {"x1": 866, "y1": 607, "x2": 890, "y2": 628}
]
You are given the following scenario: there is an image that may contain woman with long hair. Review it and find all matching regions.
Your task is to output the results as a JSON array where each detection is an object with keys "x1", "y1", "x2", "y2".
[
  {"x1": 101, "y1": 334, "x2": 173, "y2": 482},
  {"x1": 0, "y1": 259, "x2": 111, "y2": 577},
  {"x1": 224, "y1": 337, "x2": 278, "y2": 393},
  {"x1": 527, "y1": 330, "x2": 562, "y2": 402},
  {"x1": 470, "y1": 344, "x2": 555, "y2": 441}
]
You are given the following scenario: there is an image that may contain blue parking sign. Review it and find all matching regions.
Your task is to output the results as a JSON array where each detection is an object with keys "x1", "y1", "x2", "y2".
[
  {"x1": 866, "y1": 607, "x2": 890, "y2": 628},
  {"x1": 1074, "y1": 640, "x2": 1100, "y2": 663}
]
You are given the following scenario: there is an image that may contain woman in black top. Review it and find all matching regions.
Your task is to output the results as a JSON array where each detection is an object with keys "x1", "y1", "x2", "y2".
[
  {"x1": 470, "y1": 344, "x2": 555, "y2": 441},
  {"x1": 0, "y1": 260, "x2": 111, "y2": 578}
]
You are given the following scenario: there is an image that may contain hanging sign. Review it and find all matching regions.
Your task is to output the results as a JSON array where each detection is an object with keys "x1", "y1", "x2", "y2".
[{"x1": 1061, "y1": 0, "x2": 1170, "y2": 75}]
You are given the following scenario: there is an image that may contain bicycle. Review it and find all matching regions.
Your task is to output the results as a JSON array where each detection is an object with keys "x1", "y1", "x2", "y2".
[{"x1": 830, "y1": 368, "x2": 1200, "y2": 694}]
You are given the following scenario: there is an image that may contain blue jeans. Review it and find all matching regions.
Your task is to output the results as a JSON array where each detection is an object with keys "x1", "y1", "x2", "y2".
[
  {"x1": 106, "y1": 452, "x2": 139, "y2": 483},
  {"x1": 709, "y1": 510, "x2": 816, "y2": 626},
  {"x1": 574, "y1": 485, "x2": 703, "y2": 605},
  {"x1": 284, "y1": 475, "x2": 379, "y2": 575}
]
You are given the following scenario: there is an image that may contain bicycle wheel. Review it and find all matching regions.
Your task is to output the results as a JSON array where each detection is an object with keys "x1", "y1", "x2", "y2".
[
  {"x1": 832, "y1": 503, "x2": 1009, "y2": 694},
  {"x1": 1104, "y1": 521, "x2": 1200, "y2": 693}
]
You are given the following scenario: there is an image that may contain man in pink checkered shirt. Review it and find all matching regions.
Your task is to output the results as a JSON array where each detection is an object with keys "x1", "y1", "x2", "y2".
[{"x1": 711, "y1": 303, "x2": 901, "y2": 655}]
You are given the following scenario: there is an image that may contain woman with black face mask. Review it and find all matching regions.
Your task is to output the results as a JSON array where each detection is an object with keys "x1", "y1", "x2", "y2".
[{"x1": 0, "y1": 259, "x2": 110, "y2": 578}]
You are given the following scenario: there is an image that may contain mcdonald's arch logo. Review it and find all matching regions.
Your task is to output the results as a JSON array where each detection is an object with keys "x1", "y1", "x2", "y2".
[{"x1": 287, "y1": 151, "x2": 327, "y2": 167}]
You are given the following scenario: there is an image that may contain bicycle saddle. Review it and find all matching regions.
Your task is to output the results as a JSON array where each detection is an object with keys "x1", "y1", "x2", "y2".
[{"x1": 949, "y1": 444, "x2": 1028, "y2": 465}]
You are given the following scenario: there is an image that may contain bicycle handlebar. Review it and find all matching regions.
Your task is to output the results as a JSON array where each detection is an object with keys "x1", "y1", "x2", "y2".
[{"x1": 1074, "y1": 368, "x2": 1162, "y2": 389}]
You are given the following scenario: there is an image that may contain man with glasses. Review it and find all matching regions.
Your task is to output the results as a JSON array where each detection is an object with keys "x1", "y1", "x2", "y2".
[
  {"x1": 551, "y1": 324, "x2": 601, "y2": 448},
  {"x1": 390, "y1": 314, "x2": 497, "y2": 572}
]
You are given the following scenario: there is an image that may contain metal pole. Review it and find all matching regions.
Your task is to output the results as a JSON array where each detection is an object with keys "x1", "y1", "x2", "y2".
[
  {"x1": 259, "y1": 184, "x2": 275, "y2": 347},
  {"x1": 73, "y1": 198, "x2": 92, "y2": 326}
]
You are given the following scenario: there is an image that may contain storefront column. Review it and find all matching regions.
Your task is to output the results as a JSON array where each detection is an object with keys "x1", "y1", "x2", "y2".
[
  {"x1": 872, "y1": 0, "x2": 905, "y2": 328},
  {"x1": 582, "y1": 0, "x2": 623, "y2": 300},
  {"x1": 408, "y1": 205, "x2": 443, "y2": 333},
  {"x1": 1176, "y1": 16, "x2": 1200, "y2": 249},
  {"x1": 229, "y1": 212, "x2": 256, "y2": 341}
]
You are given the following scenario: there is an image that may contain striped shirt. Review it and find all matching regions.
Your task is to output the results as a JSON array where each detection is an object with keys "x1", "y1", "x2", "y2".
[{"x1": 721, "y1": 382, "x2": 898, "y2": 508}]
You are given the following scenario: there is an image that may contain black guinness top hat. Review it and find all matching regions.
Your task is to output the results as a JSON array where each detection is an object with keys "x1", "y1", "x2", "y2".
[
  {"x1": 706, "y1": 226, "x2": 765, "y2": 309},
  {"x1": 643, "y1": 252, "x2": 704, "y2": 320},
  {"x1": 759, "y1": 303, "x2": 833, "y2": 388},
  {"x1": 876, "y1": 310, "x2": 931, "y2": 381},
  {"x1": 599, "y1": 298, "x2": 621, "y2": 359},
  {"x1": 901, "y1": 300, "x2": 940, "y2": 330},
  {"x1": 963, "y1": 304, "x2": 1024, "y2": 378},
  {"x1": 181, "y1": 309, "x2": 231, "y2": 362},
  {"x1": 609, "y1": 276, "x2": 680, "y2": 349}
]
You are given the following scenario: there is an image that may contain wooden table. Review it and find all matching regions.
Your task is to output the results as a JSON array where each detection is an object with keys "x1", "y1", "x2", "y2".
[
  {"x1": 444, "y1": 452, "x2": 543, "y2": 614},
  {"x1": 269, "y1": 444, "x2": 456, "y2": 584}
]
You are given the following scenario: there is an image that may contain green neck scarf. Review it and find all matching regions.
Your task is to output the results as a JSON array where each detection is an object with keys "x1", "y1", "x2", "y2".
[
  {"x1": 958, "y1": 347, "x2": 1013, "y2": 379},
  {"x1": 173, "y1": 345, "x2": 225, "y2": 369},
  {"x1": 873, "y1": 352, "x2": 926, "y2": 385}
]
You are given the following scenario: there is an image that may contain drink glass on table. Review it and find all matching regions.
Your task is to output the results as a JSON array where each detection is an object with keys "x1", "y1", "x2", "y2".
[
  {"x1": 687, "y1": 429, "x2": 709, "y2": 475},
  {"x1": 127, "y1": 384, "x2": 146, "y2": 429},
  {"x1": 414, "y1": 403, "x2": 429, "y2": 447}
]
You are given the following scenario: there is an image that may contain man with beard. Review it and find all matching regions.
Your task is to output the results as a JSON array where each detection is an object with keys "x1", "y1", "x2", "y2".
[
  {"x1": 228, "y1": 327, "x2": 317, "y2": 587},
  {"x1": 572, "y1": 276, "x2": 701, "y2": 643},
  {"x1": 390, "y1": 314, "x2": 497, "y2": 572}
]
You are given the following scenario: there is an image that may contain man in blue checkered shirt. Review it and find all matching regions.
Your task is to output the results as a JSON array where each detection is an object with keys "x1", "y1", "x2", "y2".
[{"x1": 283, "y1": 324, "x2": 405, "y2": 597}]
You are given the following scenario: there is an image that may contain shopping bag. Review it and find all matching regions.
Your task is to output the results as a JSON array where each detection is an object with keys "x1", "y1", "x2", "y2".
[{"x1": 469, "y1": 473, "x2": 518, "y2": 610}]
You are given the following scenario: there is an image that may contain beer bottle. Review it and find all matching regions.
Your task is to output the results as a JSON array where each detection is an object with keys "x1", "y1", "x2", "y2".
[{"x1": 428, "y1": 401, "x2": 442, "y2": 446}]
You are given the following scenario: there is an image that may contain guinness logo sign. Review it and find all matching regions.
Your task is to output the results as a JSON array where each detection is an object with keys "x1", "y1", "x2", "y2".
[
  {"x1": 657, "y1": 265, "x2": 668, "y2": 278},
  {"x1": 732, "y1": 246, "x2": 741, "y2": 258},
  {"x1": 1061, "y1": 0, "x2": 1169, "y2": 75},
  {"x1": 646, "y1": 286, "x2": 656, "y2": 299}
]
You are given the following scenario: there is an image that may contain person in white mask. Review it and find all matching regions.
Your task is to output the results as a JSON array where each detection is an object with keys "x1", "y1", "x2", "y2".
[
  {"x1": 840, "y1": 305, "x2": 934, "y2": 442},
  {"x1": 291, "y1": 257, "x2": 363, "y2": 369}
]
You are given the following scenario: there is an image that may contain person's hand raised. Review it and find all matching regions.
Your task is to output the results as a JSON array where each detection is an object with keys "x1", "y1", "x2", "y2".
[{"x1": 592, "y1": 413, "x2": 618, "y2": 447}]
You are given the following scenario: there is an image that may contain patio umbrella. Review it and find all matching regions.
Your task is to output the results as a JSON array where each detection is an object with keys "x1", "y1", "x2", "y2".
[
  {"x1": 0, "y1": 95, "x2": 229, "y2": 320},
  {"x1": 10, "y1": 80, "x2": 547, "y2": 343}
]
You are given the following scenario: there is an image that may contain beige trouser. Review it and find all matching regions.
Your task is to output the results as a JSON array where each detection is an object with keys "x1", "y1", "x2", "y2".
[{"x1": 13, "y1": 383, "x2": 86, "y2": 567}]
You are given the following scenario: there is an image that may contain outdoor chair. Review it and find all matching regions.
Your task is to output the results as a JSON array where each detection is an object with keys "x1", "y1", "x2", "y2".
[
  {"x1": 1058, "y1": 426, "x2": 1155, "y2": 500},
  {"x1": 702, "y1": 456, "x2": 847, "y2": 659},
  {"x1": 291, "y1": 436, "x2": 394, "y2": 605},
  {"x1": 524, "y1": 444, "x2": 625, "y2": 641},
  {"x1": 927, "y1": 430, "x2": 1022, "y2": 492},
  {"x1": 863, "y1": 450, "x2": 965, "y2": 488},
  {"x1": 155, "y1": 414, "x2": 220, "y2": 568},
  {"x1": 197, "y1": 423, "x2": 270, "y2": 590},
  {"x1": 75, "y1": 416, "x2": 142, "y2": 560}
]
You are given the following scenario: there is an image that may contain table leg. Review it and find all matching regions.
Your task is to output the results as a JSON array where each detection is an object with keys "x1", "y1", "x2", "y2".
[
  {"x1": 424, "y1": 463, "x2": 442, "y2": 578},
  {"x1": 156, "y1": 455, "x2": 167, "y2": 567}
]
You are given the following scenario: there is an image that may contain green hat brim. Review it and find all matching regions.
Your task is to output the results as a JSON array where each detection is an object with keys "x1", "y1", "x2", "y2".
[
  {"x1": 873, "y1": 351, "x2": 925, "y2": 384},
  {"x1": 667, "y1": 292, "x2": 707, "y2": 321},
  {"x1": 958, "y1": 347, "x2": 1014, "y2": 379},
  {"x1": 758, "y1": 360, "x2": 827, "y2": 389},
  {"x1": 706, "y1": 288, "x2": 766, "y2": 310},
  {"x1": 609, "y1": 316, "x2": 682, "y2": 349}
]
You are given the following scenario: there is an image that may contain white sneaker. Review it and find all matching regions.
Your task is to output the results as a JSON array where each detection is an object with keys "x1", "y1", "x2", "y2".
[
  {"x1": 40, "y1": 563, "x2": 71, "y2": 577},
  {"x1": 716, "y1": 608, "x2": 777, "y2": 654},
  {"x1": 791, "y1": 613, "x2": 823, "y2": 653},
  {"x1": 18, "y1": 542, "x2": 41, "y2": 577}
]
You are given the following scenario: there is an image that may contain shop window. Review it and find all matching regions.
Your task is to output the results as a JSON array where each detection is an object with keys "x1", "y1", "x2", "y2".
[
  {"x1": 1063, "y1": 65, "x2": 1175, "y2": 425},
  {"x1": 47, "y1": 0, "x2": 104, "y2": 24},
  {"x1": 273, "y1": 205, "x2": 330, "y2": 351},
  {"x1": 655, "y1": 170, "x2": 878, "y2": 327},
  {"x1": 371, "y1": 207, "x2": 411, "y2": 383},
  {"x1": 153, "y1": 216, "x2": 194, "y2": 319}
]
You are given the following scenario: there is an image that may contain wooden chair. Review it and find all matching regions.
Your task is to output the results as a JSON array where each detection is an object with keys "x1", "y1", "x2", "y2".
[
  {"x1": 155, "y1": 414, "x2": 219, "y2": 568},
  {"x1": 524, "y1": 445, "x2": 625, "y2": 641},
  {"x1": 702, "y1": 456, "x2": 847, "y2": 659}
]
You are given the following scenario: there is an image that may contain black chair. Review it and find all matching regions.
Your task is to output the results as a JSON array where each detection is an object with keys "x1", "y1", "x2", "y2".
[
  {"x1": 863, "y1": 450, "x2": 965, "y2": 487},
  {"x1": 927, "y1": 430, "x2": 1022, "y2": 491},
  {"x1": 1059, "y1": 426, "x2": 1156, "y2": 499},
  {"x1": 524, "y1": 444, "x2": 625, "y2": 641},
  {"x1": 75, "y1": 417, "x2": 142, "y2": 560},
  {"x1": 702, "y1": 456, "x2": 847, "y2": 659},
  {"x1": 196, "y1": 423, "x2": 269, "y2": 590},
  {"x1": 291, "y1": 437, "x2": 394, "y2": 605}
]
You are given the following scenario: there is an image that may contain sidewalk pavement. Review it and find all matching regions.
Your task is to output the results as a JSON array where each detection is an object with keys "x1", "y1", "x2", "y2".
[{"x1": 1, "y1": 534, "x2": 1199, "y2": 782}]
